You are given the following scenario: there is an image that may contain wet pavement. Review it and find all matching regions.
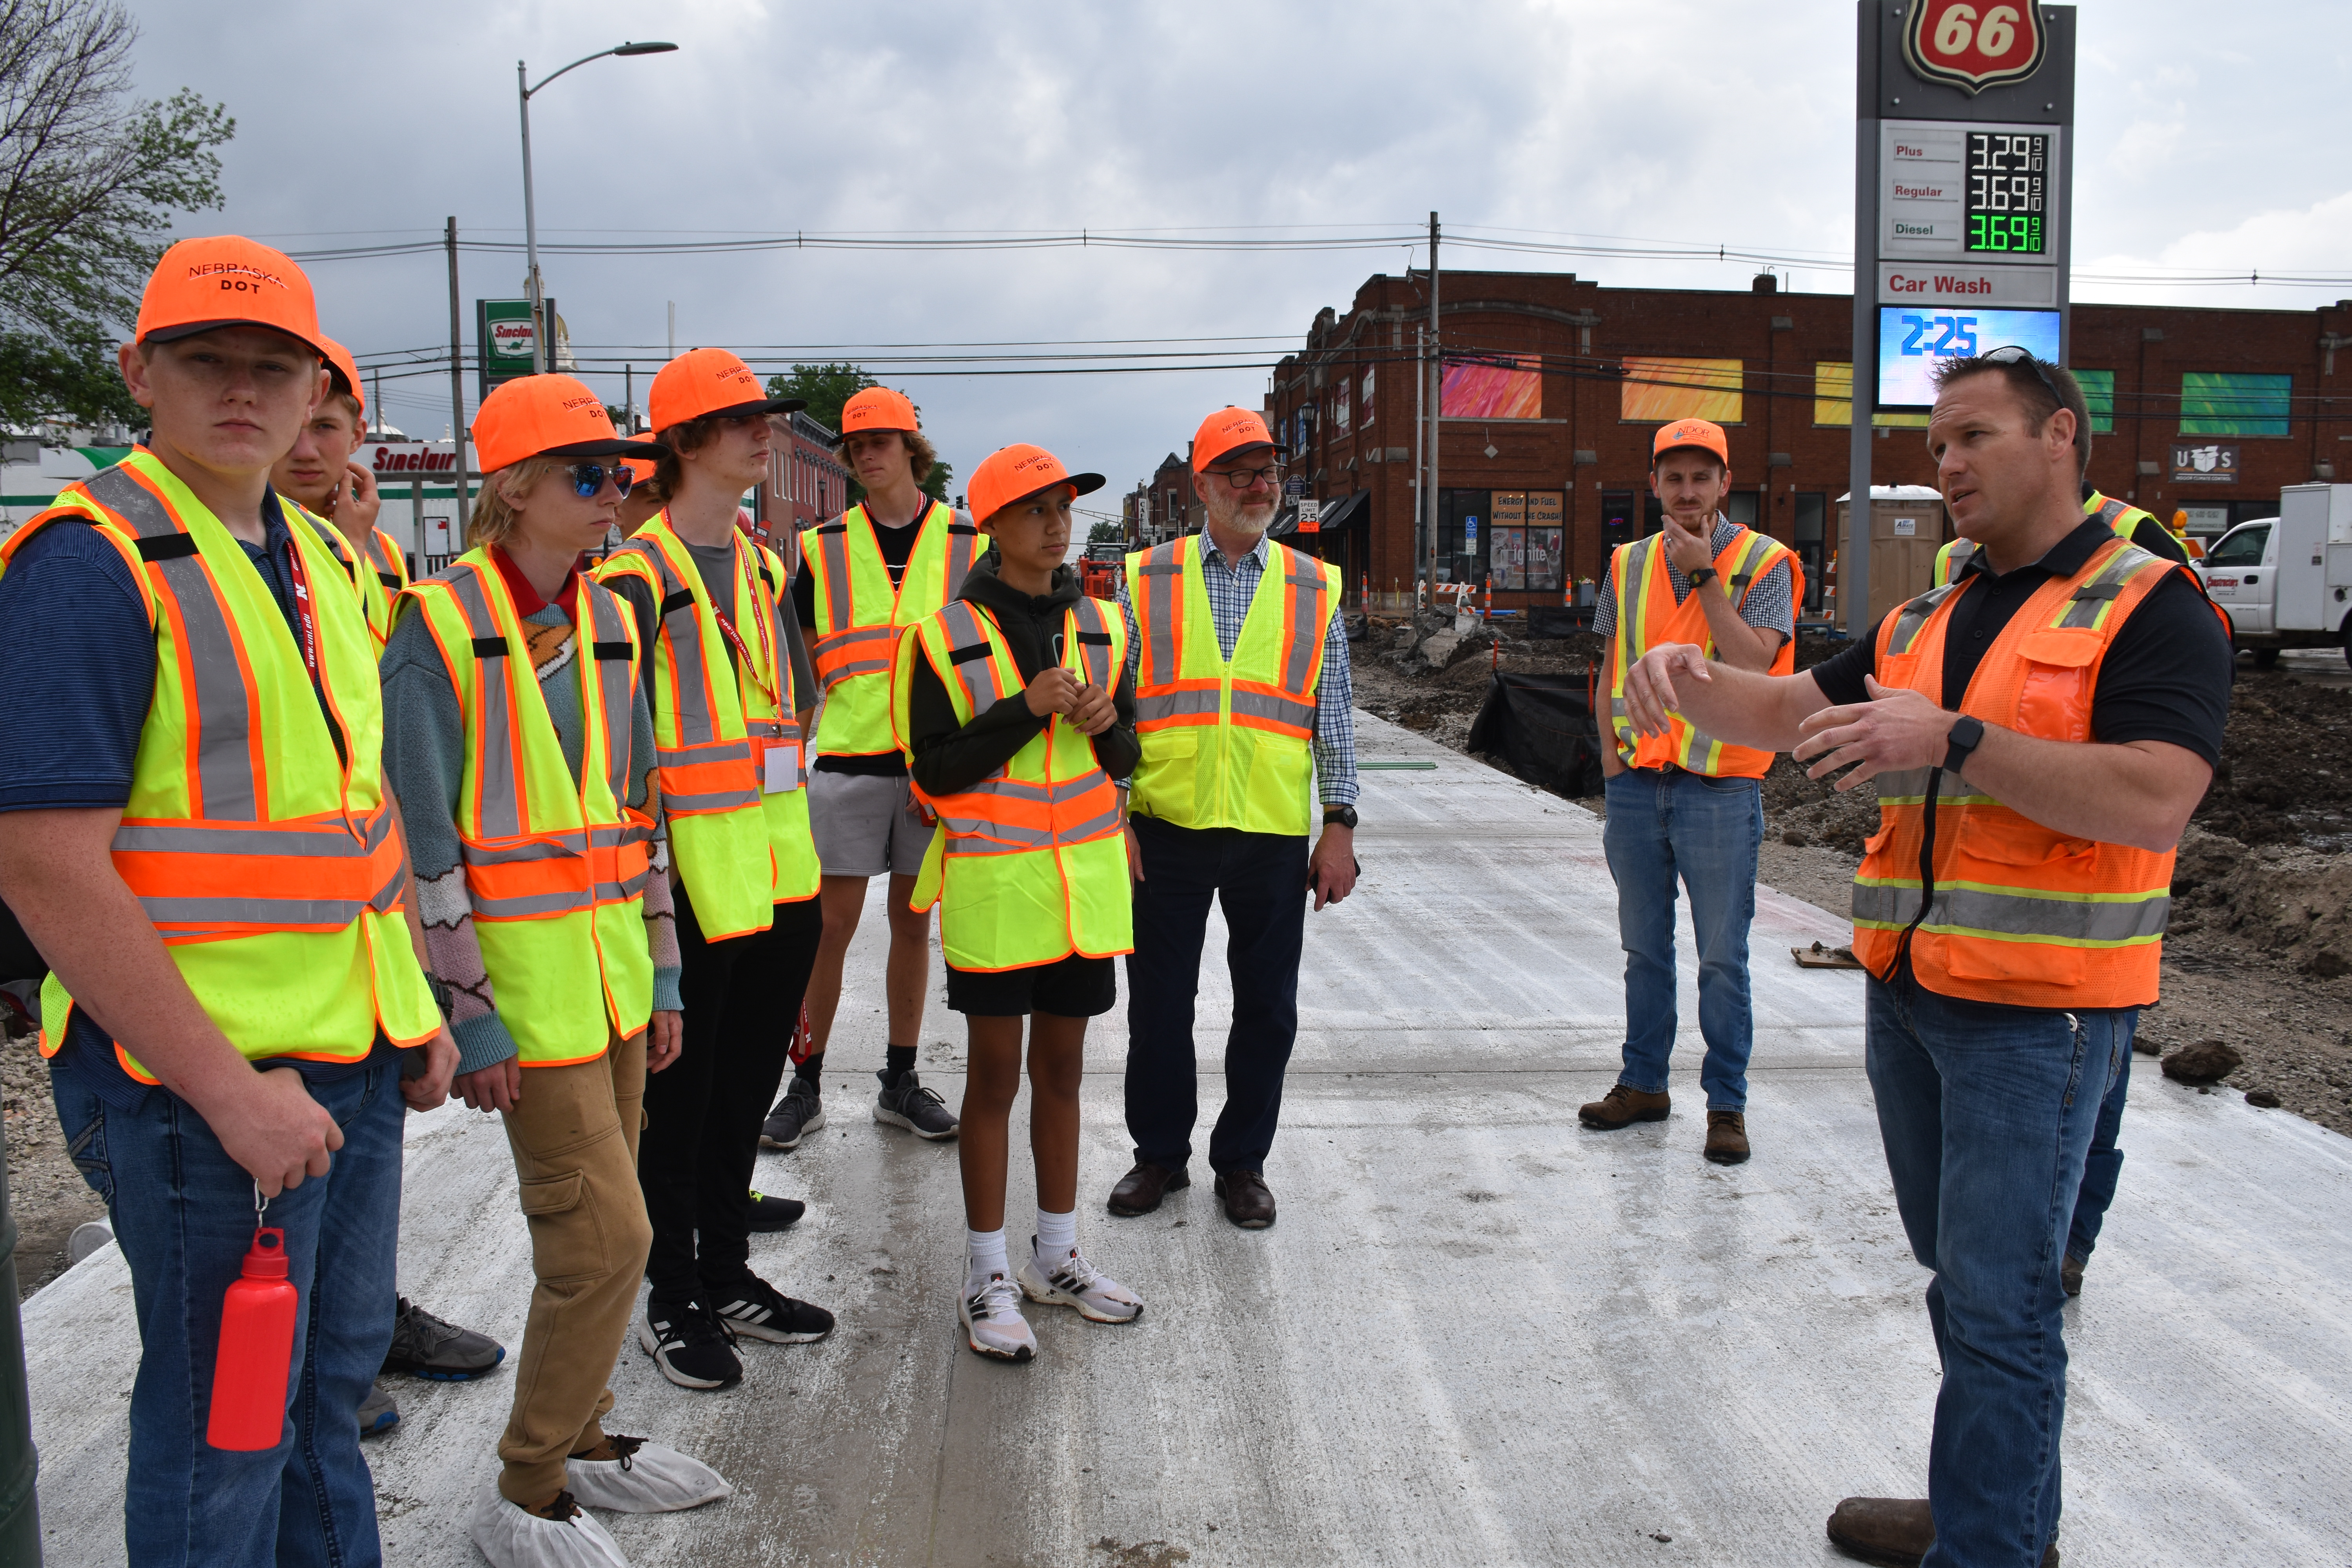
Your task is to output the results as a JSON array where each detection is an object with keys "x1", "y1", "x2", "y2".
[{"x1": 25, "y1": 714, "x2": 2352, "y2": 1566}]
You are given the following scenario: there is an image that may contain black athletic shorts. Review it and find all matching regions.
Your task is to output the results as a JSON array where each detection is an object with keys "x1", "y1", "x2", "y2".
[{"x1": 946, "y1": 952, "x2": 1118, "y2": 1018}]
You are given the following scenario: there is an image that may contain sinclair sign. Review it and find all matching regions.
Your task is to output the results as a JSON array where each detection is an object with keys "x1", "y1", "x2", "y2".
[
  {"x1": 366, "y1": 443, "x2": 461, "y2": 478},
  {"x1": 476, "y1": 298, "x2": 552, "y2": 398}
]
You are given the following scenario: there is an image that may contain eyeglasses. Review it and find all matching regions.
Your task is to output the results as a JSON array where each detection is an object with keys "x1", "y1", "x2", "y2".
[
  {"x1": 1208, "y1": 463, "x2": 1283, "y2": 491},
  {"x1": 566, "y1": 462, "x2": 635, "y2": 499},
  {"x1": 1981, "y1": 345, "x2": 2073, "y2": 436}
]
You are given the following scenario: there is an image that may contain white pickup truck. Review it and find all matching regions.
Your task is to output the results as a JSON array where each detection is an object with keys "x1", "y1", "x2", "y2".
[{"x1": 2195, "y1": 483, "x2": 2352, "y2": 668}]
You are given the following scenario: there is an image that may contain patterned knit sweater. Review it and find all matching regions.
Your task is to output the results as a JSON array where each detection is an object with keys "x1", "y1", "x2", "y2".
[{"x1": 380, "y1": 597, "x2": 682, "y2": 1074}]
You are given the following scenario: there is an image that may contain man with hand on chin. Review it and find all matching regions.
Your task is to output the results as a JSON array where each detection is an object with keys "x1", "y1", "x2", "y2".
[
  {"x1": 1106, "y1": 407, "x2": 1354, "y2": 1231},
  {"x1": 1619, "y1": 350, "x2": 2229, "y2": 1568},
  {"x1": 1582, "y1": 418, "x2": 1799, "y2": 1166}
]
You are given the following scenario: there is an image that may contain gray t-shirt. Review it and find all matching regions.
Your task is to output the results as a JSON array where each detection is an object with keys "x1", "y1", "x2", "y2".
[
  {"x1": 610, "y1": 534, "x2": 818, "y2": 709},
  {"x1": 1593, "y1": 513, "x2": 1795, "y2": 641}
]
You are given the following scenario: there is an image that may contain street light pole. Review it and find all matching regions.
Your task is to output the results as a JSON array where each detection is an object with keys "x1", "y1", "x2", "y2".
[{"x1": 516, "y1": 41, "x2": 677, "y2": 377}]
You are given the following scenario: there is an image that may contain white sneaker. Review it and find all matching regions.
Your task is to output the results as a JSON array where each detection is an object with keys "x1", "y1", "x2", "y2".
[
  {"x1": 468, "y1": 1477, "x2": 630, "y2": 1568},
  {"x1": 957, "y1": 1272, "x2": 1038, "y2": 1362},
  {"x1": 1017, "y1": 1240, "x2": 1144, "y2": 1324},
  {"x1": 564, "y1": 1434, "x2": 732, "y2": 1513}
]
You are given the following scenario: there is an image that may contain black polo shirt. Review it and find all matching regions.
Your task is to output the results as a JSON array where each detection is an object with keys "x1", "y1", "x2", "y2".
[{"x1": 1808, "y1": 517, "x2": 2232, "y2": 766}]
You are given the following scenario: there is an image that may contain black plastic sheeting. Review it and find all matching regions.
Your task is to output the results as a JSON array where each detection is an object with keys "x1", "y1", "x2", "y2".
[{"x1": 1467, "y1": 672, "x2": 1606, "y2": 799}]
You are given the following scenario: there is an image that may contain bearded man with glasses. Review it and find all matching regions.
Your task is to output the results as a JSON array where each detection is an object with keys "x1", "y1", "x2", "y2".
[{"x1": 1105, "y1": 407, "x2": 1357, "y2": 1230}]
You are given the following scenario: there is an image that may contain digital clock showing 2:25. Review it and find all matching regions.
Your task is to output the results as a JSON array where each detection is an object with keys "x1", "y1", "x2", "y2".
[{"x1": 1966, "y1": 131, "x2": 2047, "y2": 254}]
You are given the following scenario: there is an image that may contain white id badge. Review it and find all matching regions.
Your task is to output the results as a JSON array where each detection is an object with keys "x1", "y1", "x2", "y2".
[{"x1": 763, "y1": 741, "x2": 802, "y2": 793}]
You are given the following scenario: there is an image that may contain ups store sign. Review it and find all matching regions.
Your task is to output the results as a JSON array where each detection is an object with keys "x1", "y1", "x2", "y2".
[
  {"x1": 2171, "y1": 443, "x2": 2239, "y2": 485},
  {"x1": 368, "y1": 443, "x2": 462, "y2": 477}
]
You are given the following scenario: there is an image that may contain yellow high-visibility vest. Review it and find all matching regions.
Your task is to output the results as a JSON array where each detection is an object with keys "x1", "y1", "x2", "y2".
[
  {"x1": 802, "y1": 499, "x2": 980, "y2": 758},
  {"x1": 395, "y1": 552, "x2": 654, "y2": 1063},
  {"x1": 0, "y1": 450, "x2": 439, "y2": 1080},
  {"x1": 1605, "y1": 524, "x2": 1802, "y2": 778},
  {"x1": 1125, "y1": 535, "x2": 1338, "y2": 837},
  {"x1": 1935, "y1": 492, "x2": 2148, "y2": 587},
  {"x1": 597, "y1": 514, "x2": 819, "y2": 938},
  {"x1": 891, "y1": 597, "x2": 1133, "y2": 970}
]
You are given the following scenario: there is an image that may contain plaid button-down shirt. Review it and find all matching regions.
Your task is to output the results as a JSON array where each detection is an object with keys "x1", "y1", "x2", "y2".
[{"x1": 1116, "y1": 531, "x2": 1358, "y2": 809}]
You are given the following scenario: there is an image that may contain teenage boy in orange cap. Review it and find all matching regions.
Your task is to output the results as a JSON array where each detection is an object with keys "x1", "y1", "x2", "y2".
[
  {"x1": 597, "y1": 348, "x2": 835, "y2": 1391},
  {"x1": 892, "y1": 443, "x2": 1143, "y2": 1362},
  {"x1": 267, "y1": 341, "x2": 505, "y2": 1434},
  {"x1": 0, "y1": 236, "x2": 456, "y2": 1566},
  {"x1": 268, "y1": 339, "x2": 407, "y2": 649},
  {"x1": 1580, "y1": 418, "x2": 1799, "y2": 1165},
  {"x1": 767, "y1": 386, "x2": 974, "y2": 1150}
]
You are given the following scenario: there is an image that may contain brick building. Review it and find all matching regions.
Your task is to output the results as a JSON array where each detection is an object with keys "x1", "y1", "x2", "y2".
[
  {"x1": 1241, "y1": 269, "x2": 2352, "y2": 612},
  {"x1": 762, "y1": 409, "x2": 854, "y2": 551},
  {"x1": 1122, "y1": 450, "x2": 1198, "y2": 547}
]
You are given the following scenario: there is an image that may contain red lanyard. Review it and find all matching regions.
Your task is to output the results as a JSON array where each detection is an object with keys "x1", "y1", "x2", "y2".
[
  {"x1": 283, "y1": 528, "x2": 325, "y2": 684},
  {"x1": 710, "y1": 539, "x2": 781, "y2": 706}
]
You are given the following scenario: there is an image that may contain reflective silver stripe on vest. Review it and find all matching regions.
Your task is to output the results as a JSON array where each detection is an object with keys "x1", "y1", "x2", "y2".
[
  {"x1": 445, "y1": 566, "x2": 523, "y2": 841},
  {"x1": 1056, "y1": 803, "x2": 1123, "y2": 844},
  {"x1": 1138, "y1": 543, "x2": 1183, "y2": 690},
  {"x1": 82, "y1": 467, "x2": 261, "y2": 821},
  {"x1": 2092, "y1": 497, "x2": 2130, "y2": 531},
  {"x1": 1069, "y1": 598, "x2": 1116, "y2": 688},
  {"x1": 139, "y1": 894, "x2": 389, "y2": 927},
  {"x1": 615, "y1": 539, "x2": 725, "y2": 746},
  {"x1": 814, "y1": 519, "x2": 855, "y2": 635},
  {"x1": 1946, "y1": 539, "x2": 1979, "y2": 575},
  {"x1": 1230, "y1": 690, "x2": 1315, "y2": 728},
  {"x1": 1884, "y1": 581, "x2": 1965, "y2": 656},
  {"x1": 1872, "y1": 768, "x2": 1990, "y2": 805},
  {"x1": 111, "y1": 809, "x2": 396, "y2": 859},
  {"x1": 584, "y1": 580, "x2": 635, "y2": 803},
  {"x1": 935, "y1": 602, "x2": 1013, "y2": 714},
  {"x1": 1134, "y1": 688, "x2": 1223, "y2": 724},
  {"x1": 1278, "y1": 550, "x2": 1327, "y2": 695},
  {"x1": 2054, "y1": 544, "x2": 2161, "y2": 631},
  {"x1": 812, "y1": 624, "x2": 897, "y2": 689},
  {"x1": 1851, "y1": 881, "x2": 2171, "y2": 944}
]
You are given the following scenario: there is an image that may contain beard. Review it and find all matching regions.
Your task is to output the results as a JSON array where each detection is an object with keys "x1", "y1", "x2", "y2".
[{"x1": 1218, "y1": 500, "x2": 1276, "y2": 536}]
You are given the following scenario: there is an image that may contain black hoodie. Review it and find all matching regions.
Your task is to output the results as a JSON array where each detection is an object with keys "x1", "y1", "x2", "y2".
[{"x1": 904, "y1": 546, "x2": 1139, "y2": 799}]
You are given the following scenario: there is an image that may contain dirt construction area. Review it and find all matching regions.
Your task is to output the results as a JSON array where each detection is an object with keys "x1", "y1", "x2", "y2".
[{"x1": 1355, "y1": 617, "x2": 2352, "y2": 1142}]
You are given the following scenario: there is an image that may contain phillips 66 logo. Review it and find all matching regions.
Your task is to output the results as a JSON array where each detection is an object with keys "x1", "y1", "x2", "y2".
[{"x1": 1902, "y1": 1, "x2": 2047, "y2": 95}]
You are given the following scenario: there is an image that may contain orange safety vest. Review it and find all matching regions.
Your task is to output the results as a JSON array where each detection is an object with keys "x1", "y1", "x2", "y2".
[
  {"x1": 1608, "y1": 524, "x2": 1804, "y2": 778},
  {"x1": 1852, "y1": 536, "x2": 2223, "y2": 1009}
]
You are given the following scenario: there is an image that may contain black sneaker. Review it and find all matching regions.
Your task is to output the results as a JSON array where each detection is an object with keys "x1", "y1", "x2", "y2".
[
  {"x1": 760, "y1": 1078, "x2": 825, "y2": 1150},
  {"x1": 874, "y1": 1069, "x2": 958, "y2": 1140},
  {"x1": 357, "y1": 1378, "x2": 400, "y2": 1438},
  {"x1": 637, "y1": 1296, "x2": 742, "y2": 1390},
  {"x1": 383, "y1": 1296, "x2": 506, "y2": 1381},
  {"x1": 705, "y1": 1272, "x2": 835, "y2": 1345},
  {"x1": 748, "y1": 1189, "x2": 805, "y2": 1231}
]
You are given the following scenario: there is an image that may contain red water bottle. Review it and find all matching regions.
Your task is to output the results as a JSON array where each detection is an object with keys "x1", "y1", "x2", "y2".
[{"x1": 206, "y1": 1227, "x2": 296, "y2": 1450}]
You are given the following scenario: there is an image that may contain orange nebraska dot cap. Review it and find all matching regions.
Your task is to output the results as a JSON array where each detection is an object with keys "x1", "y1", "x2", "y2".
[
  {"x1": 1651, "y1": 417, "x2": 1730, "y2": 467},
  {"x1": 1191, "y1": 406, "x2": 1284, "y2": 472},
  {"x1": 319, "y1": 338, "x2": 365, "y2": 414},
  {"x1": 135, "y1": 235, "x2": 326, "y2": 356},
  {"x1": 835, "y1": 386, "x2": 921, "y2": 443},
  {"x1": 648, "y1": 346, "x2": 806, "y2": 433},
  {"x1": 471, "y1": 374, "x2": 667, "y2": 474},
  {"x1": 968, "y1": 443, "x2": 1104, "y2": 526}
]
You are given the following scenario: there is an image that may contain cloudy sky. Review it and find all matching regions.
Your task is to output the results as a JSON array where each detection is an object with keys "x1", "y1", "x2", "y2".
[{"x1": 127, "y1": 0, "x2": 2352, "y2": 505}]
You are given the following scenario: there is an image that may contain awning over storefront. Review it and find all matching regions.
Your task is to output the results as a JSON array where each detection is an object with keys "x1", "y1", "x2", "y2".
[{"x1": 1276, "y1": 490, "x2": 1367, "y2": 537}]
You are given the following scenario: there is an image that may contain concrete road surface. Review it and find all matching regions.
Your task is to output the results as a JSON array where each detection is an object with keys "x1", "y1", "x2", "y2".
[{"x1": 25, "y1": 713, "x2": 2352, "y2": 1566}]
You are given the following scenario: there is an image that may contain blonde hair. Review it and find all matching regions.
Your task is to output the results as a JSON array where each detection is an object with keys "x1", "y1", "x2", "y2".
[{"x1": 465, "y1": 456, "x2": 562, "y2": 548}]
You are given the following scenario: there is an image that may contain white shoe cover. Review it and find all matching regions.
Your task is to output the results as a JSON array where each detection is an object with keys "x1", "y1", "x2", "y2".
[
  {"x1": 468, "y1": 1477, "x2": 629, "y2": 1568},
  {"x1": 565, "y1": 1438, "x2": 733, "y2": 1513}
]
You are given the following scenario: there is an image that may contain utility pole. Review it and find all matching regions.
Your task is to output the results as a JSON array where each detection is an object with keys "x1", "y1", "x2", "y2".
[
  {"x1": 445, "y1": 217, "x2": 469, "y2": 537},
  {"x1": 1427, "y1": 211, "x2": 1441, "y2": 606}
]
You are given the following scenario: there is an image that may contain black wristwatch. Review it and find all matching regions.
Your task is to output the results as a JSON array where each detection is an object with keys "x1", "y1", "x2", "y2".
[
  {"x1": 1943, "y1": 714, "x2": 1985, "y2": 774},
  {"x1": 1687, "y1": 566, "x2": 1719, "y2": 588},
  {"x1": 1322, "y1": 805, "x2": 1358, "y2": 829}
]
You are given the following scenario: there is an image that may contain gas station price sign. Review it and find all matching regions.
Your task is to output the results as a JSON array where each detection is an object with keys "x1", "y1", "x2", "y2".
[{"x1": 1966, "y1": 132, "x2": 2047, "y2": 253}]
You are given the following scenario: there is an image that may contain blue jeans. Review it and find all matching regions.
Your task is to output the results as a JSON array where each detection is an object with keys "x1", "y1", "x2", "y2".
[
  {"x1": 1865, "y1": 974, "x2": 2131, "y2": 1568},
  {"x1": 2067, "y1": 1038, "x2": 2135, "y2": 1263},
  {"x1": 52, "y1": 1057, "x2": 404, "y2": 1568},
  {"x1": 1601, "y1": 767, "x2": 1762, "y2": 1111}
]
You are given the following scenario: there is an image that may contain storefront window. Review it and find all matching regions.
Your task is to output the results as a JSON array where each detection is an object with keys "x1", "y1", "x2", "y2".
[
  {"x1": 1601, "y1": 490, "x2": 1638, "y2": 561},
  {"x1": 1794, "y1": 493, "x2": 1827, "y2": 612},
  {"x1": 1485, "y1": 490, "x2": 1565, "y2": 591},
  {"x1": 1437, "y1": 488, "x2": 1488, "y2": 585}
]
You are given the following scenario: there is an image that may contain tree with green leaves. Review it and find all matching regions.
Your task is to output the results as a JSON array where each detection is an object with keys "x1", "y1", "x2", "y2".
[
  {"x1": 0, "y1": 0, "x2": 236, "y2": 432},
  {"x1": 1087, "y1": 519, "x2": 1123, "y2": 544},
  {"x1": 765, "y1": 362, "x2": 877, "y2": 435}
]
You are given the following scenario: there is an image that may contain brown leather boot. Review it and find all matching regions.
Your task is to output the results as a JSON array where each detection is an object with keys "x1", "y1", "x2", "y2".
[
  {"x1": 1579, "y1": 1083, "x2": 1670, "y2": 1129},
  {"x1": 1107, "y1": 1161, "x2": 1189, "y2": 1217},
  {"x1": 1826, "y1": 1497, "x2": 2059, "y2": 1566},
  {"x1": 1704, "y1": 1110, "x2": 1751, "y2": 1165}
]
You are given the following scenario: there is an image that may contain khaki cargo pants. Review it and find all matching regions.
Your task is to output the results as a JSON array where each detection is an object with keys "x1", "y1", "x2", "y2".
[{"x1": 495, "y1": 1031, "x2": 652, "y2": 1504}]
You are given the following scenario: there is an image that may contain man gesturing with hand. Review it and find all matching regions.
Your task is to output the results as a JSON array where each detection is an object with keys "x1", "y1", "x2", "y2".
[{"x1": 1621, "y1": 351, "x2": 2229, "y2": 1568}]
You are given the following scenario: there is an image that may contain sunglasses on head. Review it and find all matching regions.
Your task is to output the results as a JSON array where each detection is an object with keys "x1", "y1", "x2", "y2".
[
  {"x1": 1981, "y1": 344, "x2": 2068, "y2": 409},
  {"x1": 564, "y1": 462, "x2": 636, "y2": 499}
]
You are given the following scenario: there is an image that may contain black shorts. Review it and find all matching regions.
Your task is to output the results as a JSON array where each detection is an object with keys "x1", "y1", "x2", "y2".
[{"x1": 946, "y1": 952, "x2": 1118, "y2": 1018}]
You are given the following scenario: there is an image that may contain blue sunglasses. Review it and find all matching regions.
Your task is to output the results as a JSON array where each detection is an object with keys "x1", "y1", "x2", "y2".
[{"x1": 566, "y1": 462, "x2": 637, "y2": 499}]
